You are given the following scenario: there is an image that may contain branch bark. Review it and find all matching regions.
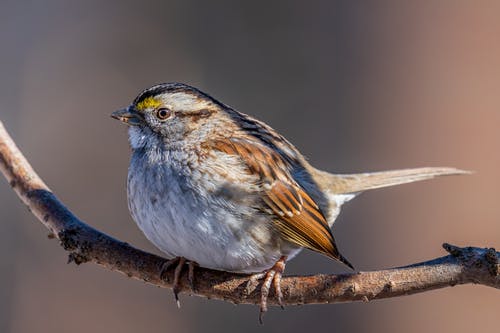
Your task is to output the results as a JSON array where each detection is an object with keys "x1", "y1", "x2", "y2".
[{"x1": 0, "y1": 120, "x2": 498, "y2": 307}]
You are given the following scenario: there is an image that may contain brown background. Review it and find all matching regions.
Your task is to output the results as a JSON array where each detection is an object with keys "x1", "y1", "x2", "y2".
[{"x1": 0, "y1": 1, "x2": 499, "y2": 332}]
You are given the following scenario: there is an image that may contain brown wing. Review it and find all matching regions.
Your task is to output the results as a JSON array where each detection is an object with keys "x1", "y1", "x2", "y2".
[{"x1": 210, "y1": 137, "x2": 352, "y2": 268}]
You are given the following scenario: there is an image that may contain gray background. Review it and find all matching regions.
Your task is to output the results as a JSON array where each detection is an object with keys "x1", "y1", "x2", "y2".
[{"x1": 0, "y1": 1, "x2": 499, "y2": 332}]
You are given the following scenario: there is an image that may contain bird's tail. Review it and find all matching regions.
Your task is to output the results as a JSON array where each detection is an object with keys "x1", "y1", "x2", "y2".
[{"x1": 313, "y1": 167, "x2": 470, "y2": 195}]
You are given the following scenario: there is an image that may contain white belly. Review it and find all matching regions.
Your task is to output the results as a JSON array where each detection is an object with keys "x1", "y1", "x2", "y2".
[{"x1": 127, "y1": 152, "x2": 301, "y2": 273}]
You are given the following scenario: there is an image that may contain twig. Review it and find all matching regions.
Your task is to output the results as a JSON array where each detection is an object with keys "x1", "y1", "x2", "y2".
[{"x1": 0, "y1": 120, "x2": 498, "y2": 306}]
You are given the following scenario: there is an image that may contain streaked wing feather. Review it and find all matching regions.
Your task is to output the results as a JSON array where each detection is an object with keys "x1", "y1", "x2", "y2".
[{"x1": 210, "y1": 137, "x2": 342, "y2": 260}]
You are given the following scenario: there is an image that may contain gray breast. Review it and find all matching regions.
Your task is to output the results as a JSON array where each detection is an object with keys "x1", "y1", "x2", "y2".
[{"x1": 126, "y1": 148, "x2": 292, "y2": 272}]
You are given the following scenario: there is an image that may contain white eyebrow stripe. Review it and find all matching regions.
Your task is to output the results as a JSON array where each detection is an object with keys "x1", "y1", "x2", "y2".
[{"x1": 164, "y1": 92, "x2": 214, "y2": 112}]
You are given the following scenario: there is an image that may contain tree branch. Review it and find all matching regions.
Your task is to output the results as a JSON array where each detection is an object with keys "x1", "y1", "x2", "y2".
[{"x1": 0, "y1": 120, "x2": 498, "y2": 307}]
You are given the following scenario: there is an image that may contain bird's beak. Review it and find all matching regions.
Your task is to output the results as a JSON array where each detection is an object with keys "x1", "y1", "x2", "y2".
[{"x1": 111, "y1": 107, "x2": 142, "y2": 126}]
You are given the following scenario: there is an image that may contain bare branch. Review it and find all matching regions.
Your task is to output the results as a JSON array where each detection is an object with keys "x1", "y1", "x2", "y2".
[{"x1": 0, "y1": 120, "x2": 498, "y2": 307}]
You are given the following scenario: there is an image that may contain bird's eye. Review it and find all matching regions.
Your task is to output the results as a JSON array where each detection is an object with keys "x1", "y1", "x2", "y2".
[{"x1": 155, "y1": 108, "x2": 171, "y2": 120}]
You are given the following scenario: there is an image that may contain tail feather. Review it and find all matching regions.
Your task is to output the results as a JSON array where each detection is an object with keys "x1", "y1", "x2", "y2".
[{"x1": 315, "y1": 167, "x2": 470, "y2": 195}]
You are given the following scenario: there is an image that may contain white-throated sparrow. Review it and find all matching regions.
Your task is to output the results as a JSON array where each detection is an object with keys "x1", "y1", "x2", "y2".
[{"x1": 112, "y1": 82, "x2": 466, "y2": 319}]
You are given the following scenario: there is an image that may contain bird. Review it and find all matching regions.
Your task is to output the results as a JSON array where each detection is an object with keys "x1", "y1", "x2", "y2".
[{"x1": 111, "y1": 82, "x2": 467, "y2": 319}]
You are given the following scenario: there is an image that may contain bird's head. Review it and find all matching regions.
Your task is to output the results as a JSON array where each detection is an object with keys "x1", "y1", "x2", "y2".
[{"x1": 112, "y1": 82, "x2": 224, "y2": 149}]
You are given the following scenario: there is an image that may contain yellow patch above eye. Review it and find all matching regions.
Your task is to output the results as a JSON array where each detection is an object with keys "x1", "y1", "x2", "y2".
[{"x1": 136, "y1": 97, "x2": 161, "y2": 111}]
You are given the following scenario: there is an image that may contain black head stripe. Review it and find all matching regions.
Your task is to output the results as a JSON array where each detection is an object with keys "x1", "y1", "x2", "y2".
[{"x1": 133, "y1": 82, "x2": 223, "y2": 107}]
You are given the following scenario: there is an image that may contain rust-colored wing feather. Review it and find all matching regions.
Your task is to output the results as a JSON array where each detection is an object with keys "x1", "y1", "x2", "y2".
[{"x1": 210, "y1": 137, "x2": 353, "y2": 268}]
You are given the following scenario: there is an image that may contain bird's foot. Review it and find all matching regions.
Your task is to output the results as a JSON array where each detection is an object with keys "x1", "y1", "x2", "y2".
[
  {"x1": 247, "y1": 256, "x2": 287, "y2": 324},
  {"x1": 159, "y1": 257, "x2": 198, "y2": 308}
]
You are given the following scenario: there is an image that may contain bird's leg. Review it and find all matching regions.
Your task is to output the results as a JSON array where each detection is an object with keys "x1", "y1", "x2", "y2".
[
  {"x1": 172, "y1": 257, "x2": 186, "y2": 307},
  {"x1": 187, "y1": 261, "x2": 198, "y2": 291},
  {"x1": 159, "y1": 257, "x2": 198, "y2": 308},
  {"x1": 159, "y1": 256, "x2": 181, "y2": 280},
  {"x1": 248, "y1": 256, "x2": 287, "y2": 324}
]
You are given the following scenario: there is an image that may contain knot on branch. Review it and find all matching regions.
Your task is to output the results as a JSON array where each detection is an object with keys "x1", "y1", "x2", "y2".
[
  {"x1": 58, "y1": 228, "x2": 91, "y2": 265},
  {"x1": 443, "y1": 243, "x2": 499, "y2": 278},
  {"x1": 58, "y1": 228, "x2": 79, "y2": 251},
  {"x1": 67, "y1": 252, "x2": 89, "y2": 265},
  {"x1": 485, "y1": 248, "x2": 500, "y2": 277}
]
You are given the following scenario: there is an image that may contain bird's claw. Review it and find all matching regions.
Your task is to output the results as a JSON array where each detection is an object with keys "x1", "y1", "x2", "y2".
[
  {"x1": 159, "y1": 257, "x2": 198, "y2": 308},
  {"x1": 247, "y1": 256, "x2": 287, "y2": 324}
]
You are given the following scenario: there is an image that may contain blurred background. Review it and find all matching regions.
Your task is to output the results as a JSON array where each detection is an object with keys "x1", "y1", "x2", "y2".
[{"x1": 0, "y1": 1, "x2": 499, "y2": 332}]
